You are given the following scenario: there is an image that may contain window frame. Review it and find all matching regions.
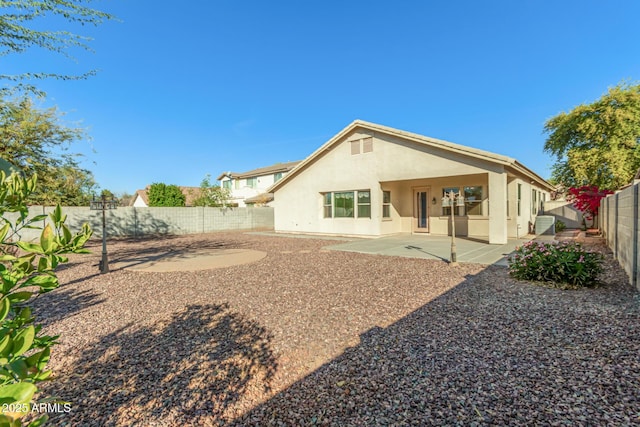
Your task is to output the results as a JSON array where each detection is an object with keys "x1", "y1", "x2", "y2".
[
  {"x1": 441, "y1": 185, "x2": 484, "y2": 216},
  {"x1": 382, "y1": 190, "x2": 391, "y2": 218},
  {"x1": 362, "y1": 137, "x2": 373, "y2": 153},
  {"x1": 357, "y1": 190, "x2": 371, "y2": 218},
  {"x1": 323, "y1": 193, "x2": 332, "y2": 218},
  {"x1": 322, "y1": 190, "x2": 371, "y2": 219},
  {"x1": 333, "y1": 191, "x2": 355, "y2": 218},
  {"x1": 442, "y1": 187, "x2": 463, "y2": 216},
  {"x1": 464, "y1": 186, "x2": 483, "y2": 216}
]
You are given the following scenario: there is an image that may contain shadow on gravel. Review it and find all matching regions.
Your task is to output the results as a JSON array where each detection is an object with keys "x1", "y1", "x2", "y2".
[
  {"x1": 231, "y1": 266, "x2": 640, "y2": 426},
  {"x1": 32, "y1": 288, "x2": 106, "y2": 327},
  {"x1": 47, "y1": 304, "x2": 277, "y2": 426}
]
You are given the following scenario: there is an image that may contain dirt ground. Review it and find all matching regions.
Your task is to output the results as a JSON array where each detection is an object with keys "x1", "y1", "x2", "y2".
[{"x1": 30, "y1": 231, "x2": 639, "y2": 426}]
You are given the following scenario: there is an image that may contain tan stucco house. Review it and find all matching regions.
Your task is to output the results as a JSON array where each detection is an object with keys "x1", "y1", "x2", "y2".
[{"x1": 269, "y1": 120, "x2": 554, "y2": 244}]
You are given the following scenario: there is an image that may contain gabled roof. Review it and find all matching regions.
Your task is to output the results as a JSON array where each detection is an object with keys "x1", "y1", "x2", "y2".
[
  {"x1": 217, "y1": 161, "x2": 300, "y2": 181},
  {"x1": 131, "y1": 189, "x2": 149, "y2": 206},
  {"x1": 269, "y1": 120, "x2": 554, "y2": 192}
]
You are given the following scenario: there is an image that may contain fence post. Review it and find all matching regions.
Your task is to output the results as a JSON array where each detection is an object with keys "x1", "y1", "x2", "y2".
[
  {"x1": 634, "y1": 184, "x2": 639, "y2": 290},
  {"x1": 607, "y1": 196, "x2": 611, "y2": 245},
  {"x1": 614, "y1": 193, "x2": 619, "y2": 258}
]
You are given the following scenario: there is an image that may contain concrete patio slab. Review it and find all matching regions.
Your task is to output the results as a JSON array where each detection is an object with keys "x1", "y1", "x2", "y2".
[
  {"x1": 323, "y1": 234, "x2": 536, "y2": 266},
  {"x1": 113, "y1": 248, "x2": 267, "y2": 272}
]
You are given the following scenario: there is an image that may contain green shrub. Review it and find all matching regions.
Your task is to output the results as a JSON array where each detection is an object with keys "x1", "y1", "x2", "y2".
[
  {"x1": 508, "y1": 240, "x2": 603, "y2": 288},
  {"x1": 555, "y1": 219, "x2": 566, "y2": 232},
  {"x1": 0, "y1": 172, "x2": 92, "y2": 426}
]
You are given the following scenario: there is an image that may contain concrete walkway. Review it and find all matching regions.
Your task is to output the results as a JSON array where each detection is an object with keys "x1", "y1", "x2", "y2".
[{"x1": 323, "y1": 234, "x2": 538, "y2": 266}]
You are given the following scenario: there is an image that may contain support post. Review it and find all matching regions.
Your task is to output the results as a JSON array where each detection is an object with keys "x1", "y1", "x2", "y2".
[{"x1": 101, "y1": 195, "x2": 109, "y2": 274}]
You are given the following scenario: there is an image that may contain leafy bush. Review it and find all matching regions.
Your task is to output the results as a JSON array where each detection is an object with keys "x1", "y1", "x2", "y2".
[
  {"x1": 555, "y1": 219, "x2": 566, "y2": 232},
  {"x1": 508, "y1": 240, "x2": 603, "y2": 288},
  {"x1": 0, "y1": 172, "x2": 92, "y2": 426},
  {"x1": 148, "y1": 183, "x2": 186, "y2": 207}
]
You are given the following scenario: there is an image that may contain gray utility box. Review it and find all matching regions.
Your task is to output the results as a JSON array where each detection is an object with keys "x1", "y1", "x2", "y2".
[{"x1": 535, "y1": 215, "x2": 556, "y2": 235}]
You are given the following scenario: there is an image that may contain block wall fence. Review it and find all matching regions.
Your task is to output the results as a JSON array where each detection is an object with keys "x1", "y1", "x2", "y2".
[
  {"x1": 9, "y1": 206, "x2": 274, "y2": 241},
  {"x1": 600, "y1": 183, "x2": 639, "y2": 290}
]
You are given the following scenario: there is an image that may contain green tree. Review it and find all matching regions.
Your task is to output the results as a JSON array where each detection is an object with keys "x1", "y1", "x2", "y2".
[
  {"x1": 148, "y1": 183, "x2": 186, "y2": 207},
  {"x1": 0, "y1": 96, "x2": 97, "y2": 205},
  {"x1": 543, "y1": 82, "x2": 640, "y2": 190},
  {"x1": 0, "y1": 172, "x2": 92, "y2": 425},
  {"x1": 1, "y1": 0, "x2": 115, "y2": 89},
  {"x1": 192, "y1": 174, "x2": 231, "y2": 207}
]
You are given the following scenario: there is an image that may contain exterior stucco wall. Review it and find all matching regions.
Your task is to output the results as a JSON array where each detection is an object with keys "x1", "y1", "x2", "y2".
[
  {"x1": 543, "y1": 201, "x2": 585, "y2": 229},
  {"x1": 273, "y1": 130, "x2": 508, "y2": 238}
]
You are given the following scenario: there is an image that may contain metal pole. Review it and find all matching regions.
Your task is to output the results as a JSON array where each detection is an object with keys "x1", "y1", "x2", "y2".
[
  {"x1": 101, "y1": 194, "x2": 109, "y2": 274},
  {"x1": 450, "y1": 192, "x2": 458, "y2": 266}
]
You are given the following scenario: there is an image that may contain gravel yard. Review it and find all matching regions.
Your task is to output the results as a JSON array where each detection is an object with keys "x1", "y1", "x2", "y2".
[{"x1": 33, "y1": 232, "x2": 639, "y2": 426}]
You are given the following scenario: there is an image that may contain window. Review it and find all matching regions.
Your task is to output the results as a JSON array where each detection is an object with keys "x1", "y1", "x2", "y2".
[
  {"x1": 357, "y1": 191, "x2": 371, "y2": 218},
  {"x1": 222, "y1": 180, "x2": 231, "y2": 190},
  {"x1": 362, "y1": 137, "x2": 373, "y2": 153},
  {"x1": 274, "y1": 172, "x2": 283, "y2": 182},
  {"x1": 532, "y1": 189, "x2": 537, "y2": 215},
  {"x1": 350, "y1": 137, "x2": 374, "y2": 155},
  {"x1": 334, "y1": 192, "x2": 354, "y2": 217},
  {"x1": 517, "y1": 183, "x2": 522, "y2": 216},
  {"x1": 322, "y1": 190, "x2": 371, "y2": 218},
  {"x1": 382, "y1": 191, "x2": 391, "y2": 218},
  {"x1": 350, "y1": 140, "x2": 360, "y2": 155},
  {"x1": 247, "y1": 177, "x2": 257, "y2": 188},
  {"x1": 442, "y1": 187, "x2": 462, "y2": 216},
  {"x1": 323, "y1": 193, "x2": 332, "y2": 218},
  {"x1": 235, "y1": 179, "x2": 240, "y2": 190},
  {"x1": 507, "y1": 191, "x2": 509, "y2": 218},
  {"x1": 442, "y1": 186, "x2": 484, "y2": 216},
  {"x1": 464, "y1": 186, "x2": 483, "y2": 215}
]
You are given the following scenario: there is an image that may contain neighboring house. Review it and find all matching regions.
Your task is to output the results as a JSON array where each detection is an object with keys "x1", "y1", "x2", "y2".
[
  {"x1": 131, "y1": 189, "x2": 150, "y2": 207},
  {"x1": 269, "y1": 120, "x2": 554, "y2": 244},
  {"x1": 217, "y1": 161, "x2": 300, "y2": 207},
  {"x1": 130, "y1": 186, "x2": 202, "y2": 207}
]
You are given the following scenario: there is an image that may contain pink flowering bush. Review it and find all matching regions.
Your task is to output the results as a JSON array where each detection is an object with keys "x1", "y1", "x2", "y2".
[{"x1": 508, "y1": 241, "x2": 603, "y2": 288}]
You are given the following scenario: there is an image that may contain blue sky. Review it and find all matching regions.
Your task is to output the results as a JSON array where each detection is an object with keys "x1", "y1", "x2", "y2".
[{"x1": 4, "y1": 0, "x2": 640, "y2": 195}]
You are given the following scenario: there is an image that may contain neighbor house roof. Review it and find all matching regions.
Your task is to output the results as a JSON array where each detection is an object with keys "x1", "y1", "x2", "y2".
[
  {"x1": 244, "y1": 192, "x2": 274, "y2": 205},
  {"x1": 217, "y1": 161, "x2": 300, "y2": 181},
  {"x1": 131, "y1": 189, "x2": 149, "y2": 206},
  {"x1": 269, "y1": 120, "x2": 554, "y2": 193}
]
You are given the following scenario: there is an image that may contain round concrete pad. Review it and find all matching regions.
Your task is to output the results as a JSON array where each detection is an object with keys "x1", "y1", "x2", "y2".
[{"x1": 117, "y1": 249, "x2": 267, "y2": 272}]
